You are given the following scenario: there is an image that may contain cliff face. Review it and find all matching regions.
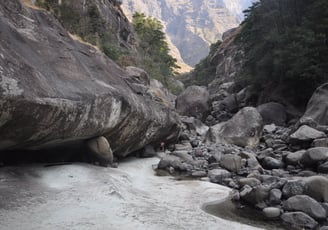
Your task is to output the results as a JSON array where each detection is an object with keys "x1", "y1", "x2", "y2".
[
  {"x1": 209, "y1": 27, "x2": 244, "y2": 94},
  {"x1": 35, "y1": 0, "x2": 137, "y2": 57},
  {"x1": 121, "y1": 0, "x2": 253, "y2": 66},
  {"x1": 0, "y1": 0, "x2": 180, "y2": 157}
]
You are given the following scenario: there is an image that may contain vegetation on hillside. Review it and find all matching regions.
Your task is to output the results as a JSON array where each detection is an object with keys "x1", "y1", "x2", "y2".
[
  {"x1": 36, "y1": 0, "x2": 127, "y2": 61},
  {"x1": 35, "y1": 1, "x2": 182, "y2": 94},
  {"x1": 132, "y1": 12, "x2": 180, "y2": 88},
  {"x1": 237, "y1": 0, "x2": 328, "y2": 105},
  {"x1": 179, "y1": 40, "x2": 221, "y2": 87}
]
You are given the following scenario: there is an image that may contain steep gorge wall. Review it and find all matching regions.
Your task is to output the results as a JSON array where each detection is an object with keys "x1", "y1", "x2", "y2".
[{"x1": 122, "y1": 0, "x2": 253, "y2": 66}]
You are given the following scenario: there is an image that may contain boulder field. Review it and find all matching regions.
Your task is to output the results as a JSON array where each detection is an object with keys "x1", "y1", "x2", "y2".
[{"x1": 159, "y1": 82, "x2": 328, "y2": 230}]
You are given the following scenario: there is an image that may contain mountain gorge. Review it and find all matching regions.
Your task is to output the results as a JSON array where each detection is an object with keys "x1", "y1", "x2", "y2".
[
  {"x1": 121, "y1": 0, "x2": 253, "y2": 66},
  {"x1": 2, "y1": 1, "x2": 328, "y2": 230}
]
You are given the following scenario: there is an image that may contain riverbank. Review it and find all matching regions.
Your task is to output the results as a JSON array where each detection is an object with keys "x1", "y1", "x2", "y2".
[{"x1": 0, "y1": 157, "x2": 263, "y2": 230}]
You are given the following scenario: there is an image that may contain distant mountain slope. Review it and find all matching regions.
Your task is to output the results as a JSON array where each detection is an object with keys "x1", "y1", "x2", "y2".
[{"x1": 122, "y1": 0, "x2": 253, "y2": 66}]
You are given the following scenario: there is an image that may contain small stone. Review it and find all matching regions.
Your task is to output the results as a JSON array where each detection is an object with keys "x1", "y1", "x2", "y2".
[
  {"x1": 263, "y1": 207, "x2": 281, "y2": 218},
  {"x1": 261, "y1": 157, "x2": 284, "y2": 169},
  {"x1": 190, "y1": 139, "x2": 200, "y2": 148},
  {"x1": 282, "y1": 180, "x2": 306, "y2": 199},
  {"x1": 208, "y1": 169, "x2": 231, "y2": 184},
  {"x1": 263, "y1": 124, "x2": 277, "y2": 133},
  {"x1": 238, "y1": 178, "x2": 261, "y2": 187},
  {"x1": 191, "y1": 170, "x2": 207, "y2": 177},
  {"x1": 220, "y1": 154, "x2": 243, "y2": 172},
  {"x1": 239, "y1": 185, "x2": 252, "y2": 198},
  {"x1": 175, "y1": 143, "x2": 193, "y2": 152},
  {"x1": 269, "y1": 189, "x2": 282, "y2": 205},
  {"x1": 272, "y1": 169, "x2": 289, "y2": 177},
  {"x1": 297, "y1": 170, "x2": 317, "y2": 177},
  {"x1": 257, "y1": 148, "x2": 274, "y2": 161}
]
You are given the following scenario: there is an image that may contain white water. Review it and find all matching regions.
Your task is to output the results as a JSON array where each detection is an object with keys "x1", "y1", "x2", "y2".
[{"x1": 0, "y1": 157, "x2": 264, "y2": 230}]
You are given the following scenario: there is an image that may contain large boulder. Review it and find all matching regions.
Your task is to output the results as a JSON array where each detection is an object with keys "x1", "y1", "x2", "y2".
[
  {"x1": 86, "y1": 136, "x2": 113, "y2": 166},
  {"x1": 206, "y1": 107, "x2": 263, "y2": 147},
  {"x1": 175, "y1": 86, "x2": 210, "y2": 121},
  {"x1": 304, "y1": 176, "x2": 328, "y2": 202},
  {"x1": 281, "y1": 212, "x2": 318, "y2": 229},
  {"x1": 301, "y1": 147, "x2": 328, "y2": 166},
  {"x1": 285, "y1": 150, "x2": 306, "y2": 166},
  {"x1": 283, "y1": 195, "x2": 327, "y2": 220},
  {"x1": 300, "y1": 83, "x2": 328, "y2": 126},
  {"x1": 257, "y1": 102, "x2": 287, "y2": 126},
  {"x1": 0, "y1": 0, "x2": 180, "y2": 157},
  {"x1": 289, "y1": 125, "x2": 326, "y2": 143}
]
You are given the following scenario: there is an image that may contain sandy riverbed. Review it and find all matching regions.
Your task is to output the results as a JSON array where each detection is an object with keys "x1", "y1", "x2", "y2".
[{"x1": 0, "y1": 157, "x2": 264, "y2": 230}]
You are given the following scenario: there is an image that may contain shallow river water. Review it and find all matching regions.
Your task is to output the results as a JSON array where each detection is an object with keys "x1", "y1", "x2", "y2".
[{"x1": 0, "y1": 157, "x2": 270, "y2": 230}]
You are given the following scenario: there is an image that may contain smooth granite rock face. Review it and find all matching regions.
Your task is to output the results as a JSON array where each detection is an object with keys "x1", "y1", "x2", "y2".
[{"x1": 0, "y1": 0, "x2": 180, "y2": 157}]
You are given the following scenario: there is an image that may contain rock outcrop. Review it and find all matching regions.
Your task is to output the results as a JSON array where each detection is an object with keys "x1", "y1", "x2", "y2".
[
  {"x1": 0, "y1": 0, "x2": 180, "y2": 157},
  {"x1": 209, "y1": 27, "x2": 244, "y2": 87},
  {"x1": 301, "y1": 83, "x2": 328, "y2": 126},
  {"x1": 175, "y1": 86, "x2": 210, "y2": 121}
]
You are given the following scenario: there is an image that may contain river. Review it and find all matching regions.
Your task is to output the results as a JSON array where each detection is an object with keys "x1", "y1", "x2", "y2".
[{"x1": 0, "y1": 157, "x2": 264, "y2": 230}]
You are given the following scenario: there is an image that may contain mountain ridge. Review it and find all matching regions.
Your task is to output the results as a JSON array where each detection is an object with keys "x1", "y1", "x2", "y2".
[{"x1": 121, "y1": 0, "x2": 253, "y2": 66}]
